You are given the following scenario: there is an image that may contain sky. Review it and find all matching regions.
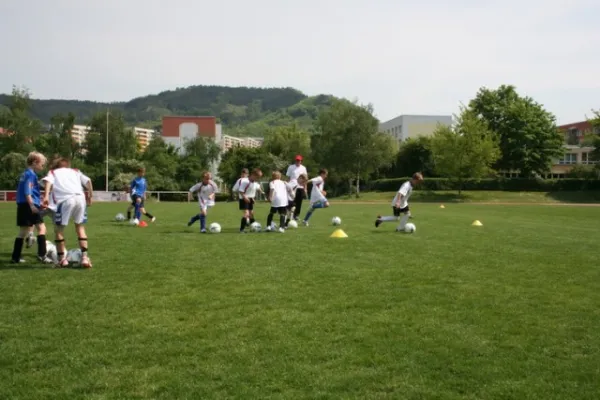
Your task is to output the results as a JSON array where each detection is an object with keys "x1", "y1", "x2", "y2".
[{"x1": 1, "y1": 0, "x2": 599, "y2": 125}]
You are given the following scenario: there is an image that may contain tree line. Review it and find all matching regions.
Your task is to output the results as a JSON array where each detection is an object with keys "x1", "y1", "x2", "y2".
[{"x1": 1, "y1": 84, "x2": 597, "y2": 196}]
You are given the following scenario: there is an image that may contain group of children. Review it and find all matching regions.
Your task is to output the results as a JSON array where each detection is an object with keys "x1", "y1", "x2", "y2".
[
  {"x1": 186, "y1": 167, "x2": 332, "y2": 233},
  {"x1": 11, "y1": 152, "x2": 93, "y2": 268}
]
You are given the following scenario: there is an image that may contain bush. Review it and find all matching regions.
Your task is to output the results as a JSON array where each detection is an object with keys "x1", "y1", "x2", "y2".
[{"x1": 367, "y1": 178, "x2": 600, "y2": 192}]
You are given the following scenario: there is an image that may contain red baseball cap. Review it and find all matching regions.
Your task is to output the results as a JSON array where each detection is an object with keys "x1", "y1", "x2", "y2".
[{"x1": 295, "y1": 155, "x2": 303, "y2": 161}]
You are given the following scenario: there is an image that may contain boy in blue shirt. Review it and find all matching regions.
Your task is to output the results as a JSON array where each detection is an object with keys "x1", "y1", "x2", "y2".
[
  {"x1": 11, "y1": 152, "x2": 53, "y2": 264},
  {"x1": 127, "y1": 167, "x2": 156, "y2": 224}
]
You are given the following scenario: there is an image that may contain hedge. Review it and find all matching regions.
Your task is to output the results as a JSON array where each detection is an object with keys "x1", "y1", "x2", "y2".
[{"x1": 367, "y1": 178, "x2": 600, "y2": 192}]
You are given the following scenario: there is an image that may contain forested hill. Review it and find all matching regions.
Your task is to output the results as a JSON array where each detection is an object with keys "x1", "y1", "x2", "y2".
[{"x1": 0, "y1": 85, "x2": 336, "y2": 136}]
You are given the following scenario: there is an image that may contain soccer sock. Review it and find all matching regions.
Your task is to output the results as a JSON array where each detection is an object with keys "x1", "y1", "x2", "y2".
[
  {"x1": 279, "y1": 214, "x2": 286, "y2": 227},
  {"x1": 80, "y1": 246, "x2": 88, "y2": 256},
  {"x1": 200, "y1": 214, "x2": 206, "y2": 230},
  {"x1": 380, "y1": 216, "x2": 397, "y2": 222},
  {"x1": 134, "y1": 204, "x2": 141, "y2": 219},
  {"x1": 145, "y1": 212, "x2": 154, "y2": 219},
  {"x1": 127, "y1": 211, "x2": 131, "y2": 220},
  {"x1": 304, "y1": 208, "x2": 314, "y2": 221},
  {"x1": 11, "y1": 238, "x2": 24, "y2": 261},
  {"x1": 78, "y1": 238, "x2": 88, "y2": 256},
  {"x1": 312, "y1": 202, "x2": 325, "y2": 209},
  {"x1": 240, "y1": 217, "x2": 247, "y2": 231},
  {"x1": 266, "y1": 213, "x2": 274, "y2": 227},
  {"x1": 397, "y1": 214, "x2": 409, "y2": 230},
  {"x1": 37, "y1": 235, "x2": 47, "y2": 257},
  {"x1": 189, "y1": 214, "x2": 200, "y2": 225},
  {"x1": 249, "y1": 218, "x2": 255, "y2": 224}
]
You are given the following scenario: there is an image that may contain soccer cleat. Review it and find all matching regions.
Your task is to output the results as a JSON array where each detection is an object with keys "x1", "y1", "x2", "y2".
[
  {"x1": 81, "y1": 255, "x2": 92, "y2": 269},
  {"x1": 37, "y1": 255, "x2": 54, "y2": 264},
  {"x1": 302, "y1": 220, "x2": 309, "y2": 227},
  {"x1": 278, "y1": 227, "x2": 285, "y2": 233},
  {"x1": 11, "y1": 258, "x2": 26, "y2": 264},
  {"x1": 201, "y1": 229, "x2": 207, "y2": 233},
  {"x1": 187, "y1": 220, "x2": 194, "y2": 227},
  {"x1": 25, "y1": 232, "x2": 35, "y2": 248},
  {"x1": 151, "y1": 217, "x2": 156, "y2": 222},
  {"x1": 375, "y1": 216, "x2": 382, "y2": 228}
]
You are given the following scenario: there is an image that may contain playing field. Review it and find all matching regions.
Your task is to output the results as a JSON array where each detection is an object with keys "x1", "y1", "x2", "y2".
[{"x1": 1, "y1": 199, "x2": 599, "y2": 399}]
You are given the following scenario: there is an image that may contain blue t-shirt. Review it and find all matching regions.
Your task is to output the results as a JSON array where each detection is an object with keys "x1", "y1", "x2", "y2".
[
  {"x1": 131, "y1": 177, "x2": 147, "y2": 197},
  {"x1": 16, "y1": 168, "x2": 41, "y2": 206}
]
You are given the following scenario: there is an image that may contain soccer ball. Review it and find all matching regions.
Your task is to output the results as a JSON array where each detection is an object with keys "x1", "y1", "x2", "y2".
[
  {"x1": 249, "y1": 222, "x2": 262, "y2": 232},
  {"x1": 404, "y1": 223, "x2": 416, "y2": 233},
  {"x1": 287, "y1": 220, "x2": 298, "y2": 229},
  {"x1": 66, "y1": 249, "x2": 82, "y2": 264},
  {"x1": 130, "y1": 218, "x2": 139, "y2": 226},
  {"x1": 209, "y1": 222, "x2": 221, "y2": 233},
  {"x1": 25, "y1": 231, "x2": 35, "y2": 248},
  {"x1": 115, "y1": 213, "x2": 125, "y2": 222},
  {"x1": 45, "y1": 241, "x2": 58, "y2": 264},
  {"x1": 331, "y1": 216, "x2": 342, "y2": 226}
]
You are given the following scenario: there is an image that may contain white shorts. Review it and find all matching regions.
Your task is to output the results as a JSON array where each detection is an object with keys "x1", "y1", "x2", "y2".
[
  {"x1": 54, "y1": 195, "x2": 87, "y2": 226},
  {"x1": 198, "y1": 200, "x2": 215, "y2": 212}
]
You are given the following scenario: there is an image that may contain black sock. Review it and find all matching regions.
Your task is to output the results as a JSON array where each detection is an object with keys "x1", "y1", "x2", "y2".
[
  {"x1": 145, "y1": 212, "x2": 154, "y2": 219},
  {"x1": 250, "y1": 218, "x2": 255, "y2": 224},
  {"x1": 57, "y1": 252, "x2": 64, "y2": 260},
  {"x1": 80, "y1": 246, "x2": 88, "y2": 255},
  {"x1": 127, "y1": 211, "x2": 131, "y2": 220},
  {"x1": 37, "y1": 235, "x2": 47, "y2": 257},
  {"x1": 240, "y1": 217, "x2": 247, "y2": 231},
  {"x1": 266, "y1": 213, "x2": 273, "y2": 227},
  {"x1": 279, "y1": 215, "x2": 286, "y2": 227},
  {"x1": 11, "y1": 238, "x2": 24, "y2": 261}
]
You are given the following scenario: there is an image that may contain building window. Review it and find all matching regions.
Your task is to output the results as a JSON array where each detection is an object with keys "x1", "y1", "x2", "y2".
[
  {"x1": 582, "y1": 152, "x2": 597, "y2": 164},
  {"x1": 559, "y1": 153, "x2": 577, "y2": 165},
  {"x1": 565, "y1": 129, "x2": 579, "y2": 145}
]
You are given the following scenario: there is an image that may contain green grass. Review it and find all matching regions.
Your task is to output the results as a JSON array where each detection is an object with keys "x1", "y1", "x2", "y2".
[
  {"x1": 337, "y1": 190, "x2": 600, "y2": 204},
  {"x1": 1, "y1": 200, "x2": 600, "y2": 399}
]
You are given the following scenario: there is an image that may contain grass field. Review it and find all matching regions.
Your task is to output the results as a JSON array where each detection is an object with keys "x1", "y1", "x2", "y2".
[{"x1": 1, "y1": 197, "x2": 600, "y2": 399}]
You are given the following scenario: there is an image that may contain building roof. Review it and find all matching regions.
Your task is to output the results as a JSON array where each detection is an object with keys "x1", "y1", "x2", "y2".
[{"x1": 557, "y1": 121, "x2": 592, "y2": 131}]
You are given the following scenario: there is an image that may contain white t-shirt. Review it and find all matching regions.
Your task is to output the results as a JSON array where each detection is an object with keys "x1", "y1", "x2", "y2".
[
  {"x1": 286, "y1": 164, "x2": 307, "y2": 185},
  {"x1": 238, "y1": 178, "x2": 261, "y2": 199},
  {"x1": 43, "y1": 168, "x2": 90, "y2": 207},
  {"x1": 269, "y1": 179, "x2": 288, "y2": 208},
  {"x1": 392, "y1": 181, "x2": 412, "y2": 209},
  {"x1": 286, "y1": 181, "x2": 298, "y2": 202},
  {"x1": 309, "y1": 176, "x2": 327, "y2": 204},
  {"x1": 189, "y1": 180, "x2": 217, "y2": 207},
  {"x1": 232, "y1": 177, "x2": 245, "y2": 192}
]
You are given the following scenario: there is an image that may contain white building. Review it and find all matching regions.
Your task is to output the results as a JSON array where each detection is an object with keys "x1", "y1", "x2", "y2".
[
  {"x1": 71, "y1": 124, "x2": 89, "y2": 145},
  {"x1": 220, "y1": 135, "x2": 263, "y2": 152},
  {"x1": 379, "y1": 115, "x2": 452, "y2": 142},
  {"x1": 132, "y1": 127, "x2": 155, "y2": 150}
]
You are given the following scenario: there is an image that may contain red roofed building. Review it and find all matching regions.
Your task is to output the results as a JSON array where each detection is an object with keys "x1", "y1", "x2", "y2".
[{"x1": 161, "y1": 116, "x2": 222, "y2": 155}]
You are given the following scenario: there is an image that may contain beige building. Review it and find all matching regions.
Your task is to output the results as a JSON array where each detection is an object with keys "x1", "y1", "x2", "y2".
[
  {"x1": 132, "y1": 127, "x2": 155, "y2": 150},
  {"x1": 379, "y1": 114, "x2": 453, "y2": 142},
  {"x1": 221, "y1": 134, "x2": 263, "y2": 152},
  {"x1": 71, "y1": 124, "x2": 89, "y2": 145}
]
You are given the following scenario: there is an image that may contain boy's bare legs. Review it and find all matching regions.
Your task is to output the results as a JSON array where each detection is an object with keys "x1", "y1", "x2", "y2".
[
  {"x1": 76, "y1": 224, "x2": 91, "y2": 268},
  {"x1": 54, "y1": 225, "x2": 69, "y2": 268}
]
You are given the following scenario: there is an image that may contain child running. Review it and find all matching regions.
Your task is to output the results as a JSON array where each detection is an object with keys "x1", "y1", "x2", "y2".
[
  {"x1": 284, "y1": 173, "x2": 307, "y2": 228},
  {"x1": 10, "y1": 151, "x2": 53, "y2": 264},
  {"x1": 265, "y1": 171, "x2": 288, "y2": 233},
  {"x1": 302, "y1": 169, "x2": 329, "y2": 226},
  {"x1": 375, "y1": 172, "x2": 423, "y2": 231},
  {"x1": 187, "y1": 171, "x2": 218, "y2": 233},
  {"x1": 42, "y1": 157, "x2": 94, "y2": 268},
  {"x1": 238, "y1": 168, "x2": 263, "y2": 233},
  {"x1": 128, "y1": 167, "x2": 155, "y2": 224}
]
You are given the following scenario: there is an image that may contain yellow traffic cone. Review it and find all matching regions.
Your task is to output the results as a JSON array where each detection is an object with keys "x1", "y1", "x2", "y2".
[
  {"x1": 440, "y1": 204, "x2": 445, "y2": 209},
  {"x1": 471, "y1": 220, "x2": 483, "y2": 226},
  {"x1": 330, "y1": 229, "x2": 348, "y2": 238}
]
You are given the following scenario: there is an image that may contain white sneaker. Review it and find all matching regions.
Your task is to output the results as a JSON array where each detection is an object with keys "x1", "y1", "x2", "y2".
[
  {"x1": 302, "y1": 220, "x2": 309, "y2": 227},
  {"x1": 151, "y1": 217, "x2": 156, "y2": 222},
  {"x1": 265, "y1": 226, "x2": 272, "y2": 232},
  {"x1": 278, "y1": 227, "x2": 285, "y2": 233}
]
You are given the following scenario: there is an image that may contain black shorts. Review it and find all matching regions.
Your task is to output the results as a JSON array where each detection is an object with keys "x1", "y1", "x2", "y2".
[
  {"x1": 287, "y1": 201, "x2": 295, "y2": 211},
  {"x1": 131, "y1": 195, "x2": 144, "y2": 207},
  {"x1": 270, "y1": 206, "x2": 287, "y2": 215},
  {"x1": 393, "y1": 206, "x2": 409, "y2": 217},
  {"x1": 16, "y1": 203, "x2": 43, "y2": 227},
  {"x1": 239, "y1": 198, "x2": 255, "y2": 211}
]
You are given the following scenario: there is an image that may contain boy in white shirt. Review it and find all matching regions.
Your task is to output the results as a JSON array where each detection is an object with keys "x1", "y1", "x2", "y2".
[
  {"x1": 375, "y1": 172, "x2": 424, "y2": 231},
  {"x1": 187, "y1": 171, "x2": 218, "y2": 233},
  {"x1": 284, "y1": 173, "x2": 307, "y2": 228},
  {"x1": 231, "y1": 168, "x2": 248, "y2": 200},
  {"x1": 238, "y1": 168, "x2": 263, "y2": 232},
  {"x1": 286, "y1": 155, "x2": 308, "y2": 220},
  {"x1": 265, "y1": 171, "x2": 288, "y2": 233},
  {"x1": 42, "y1": 157, "x2": 94, "y2": 268},
  {"x1": 302, "y1": 168, "x2": 329, "y2": 226}
]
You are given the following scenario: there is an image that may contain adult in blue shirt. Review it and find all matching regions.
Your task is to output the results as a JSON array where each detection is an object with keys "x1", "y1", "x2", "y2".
[
  {"x1": 127, "y1": 167, "x2": 156, "y2": 224},
  {"x1": 11, "y1": 152, "x2": 53, "y2": 264}
]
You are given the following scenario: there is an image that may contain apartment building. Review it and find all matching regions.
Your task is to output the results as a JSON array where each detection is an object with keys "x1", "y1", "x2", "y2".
[
  {"x1": 221, "y1": 135, "x2": 263, "y2": 152},
  {"x1": 132, "y1": 127, "x2": 155, "y2": 150},
  {"x1": 379, "y1": 114, "x2": 452, "y2": 142}
]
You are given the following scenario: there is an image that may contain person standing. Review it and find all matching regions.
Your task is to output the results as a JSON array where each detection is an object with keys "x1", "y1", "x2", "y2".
[{"x1": 285, "y1": 155, "x2": 308, "y2": 221}]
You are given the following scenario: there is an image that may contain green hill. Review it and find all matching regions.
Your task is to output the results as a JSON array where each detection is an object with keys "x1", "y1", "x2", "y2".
[{"x1": 0, "y1": 85, "x2": 335, "y2": 136}]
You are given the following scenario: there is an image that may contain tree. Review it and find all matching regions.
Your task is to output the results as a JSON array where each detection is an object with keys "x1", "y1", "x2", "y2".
[
  {"x1": 0, "y1": 86, "x2": 42, "y2": 154},
  {"x1": 176, "y1": 138, "x2": 222, "y2": 188},
  {"x1": 84, "y1": 110, "x2": 138, "y2": 165},
  {"x1": 140, "y1": 137, "x2": 180, "y2": 191},
  {"x1": 429, "y1": 108, "x2": 501, "y2": 194},
  {"x1": 218, "y1": 146, "x2": 281, "y2": 197},
  {"x1": 262, "y1": 124, "x2": 311, "y2": 162},
  {"x1": 0, "y1": 152, "x2": 27, "y2": 189},
  {"x1": 312, "y1": 99, "x2": 396, "y2": 197},
  {"x1": 389, "y1": 136, "x2": 435, "y2": 178},
  {"x1": 468, "y1": 85, "x2": 564, "y2": 177},
  {"x1": 41, "y1": 112, "x2": 80, "y2": 159}
]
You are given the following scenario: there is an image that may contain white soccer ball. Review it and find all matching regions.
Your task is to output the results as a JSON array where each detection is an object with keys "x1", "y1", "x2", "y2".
[
  {"x1": 115, "y1": 213, "x2": 125, "y2": 222},
  {"x1": 331, "y1": 216, "x2": 342, "y2": 226},
  {"x1": 287, "y1": 220, "x2": 298, "y2": 229},
  {"x1": 209, "y1": 222, "x2": 221, "y2": 233},
  {"x1": 25, "y1": 231, "x2": 35, "y2": 248},
  {"x1": 404, "y1": 223, "x2": 416, "y2": 233},
  {"x1": 66, "y1": 249, "x2": 82, "y2": 264},
  {"x1": 45, "y1": 241, "x2": 58, "y2": 263},
  {"x1": 130, "y1": 218, "x2": 139, "y2": 226},
  {"x1": 250, "y1": 222, "x2": 262, "y2": 232}
]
